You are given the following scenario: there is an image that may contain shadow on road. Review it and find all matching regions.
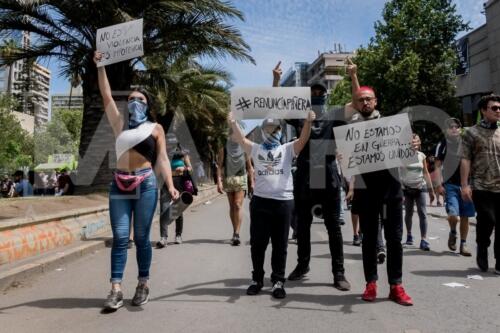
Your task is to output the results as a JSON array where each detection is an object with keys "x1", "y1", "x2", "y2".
[
  {"x1": 0, "y1": 297, "x2": 155, "y2": 314},
  {"x1": 181, "y1": 239, "x2": 229, "y2": 245},
  {"x1": 403, "y1": 249, "x2": 461, "y2": 257},
  {"x1": 312, "y1": 252, "x2": 363, "y2": 261},
  {"x1": 151, "y1": 278, "x2": 368, "y2": 313}
]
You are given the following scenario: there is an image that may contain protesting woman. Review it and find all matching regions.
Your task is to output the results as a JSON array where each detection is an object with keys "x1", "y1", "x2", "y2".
[{"x1": 94, "y1": 51, "x2": 179, "y2": 310}]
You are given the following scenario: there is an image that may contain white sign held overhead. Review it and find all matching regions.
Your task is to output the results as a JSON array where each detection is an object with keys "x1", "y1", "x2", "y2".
[
  {"x1": 231, "y1": 87, "x2": 311, "y2": 119},
  {"x1": 333, "y1": 113, "x2": 418, "y2": 177},
  {"x1": 96, "y1": 19, "x2": 144, "y2": 67}
]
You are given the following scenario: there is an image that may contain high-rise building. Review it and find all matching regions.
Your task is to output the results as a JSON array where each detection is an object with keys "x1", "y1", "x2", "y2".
[
  {"x1": 51, "y1": 85, "x2": 84, "y2": 112},
  {"x1": 280, "y1": 51, "x2": 354, "y2": 94},
  {"x1": 0, "y1": 31, "x2": 51, "y2": 126},
  {"x1": 0, "y1": 30, "x2": 24, "y2": 94}
]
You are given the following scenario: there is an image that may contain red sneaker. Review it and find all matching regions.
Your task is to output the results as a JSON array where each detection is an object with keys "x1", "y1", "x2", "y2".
[
  {"x1": 389, "y1": 284, "x2": 413, "y2": 306},
  {"x1": 362, "y1": 281, "x2": 377, "y2": 302}
]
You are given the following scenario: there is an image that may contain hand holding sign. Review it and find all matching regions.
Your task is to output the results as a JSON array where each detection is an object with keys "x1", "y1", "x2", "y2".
[
  {"x1": 306, "y1": 110, "x2": 316, "y2": 123},
  {"x1": 93, "y1": 51, "x2": 103, "y2": 66},
  {"x1": 96, "y1": 19, "x2": 144, "y2": 67}
]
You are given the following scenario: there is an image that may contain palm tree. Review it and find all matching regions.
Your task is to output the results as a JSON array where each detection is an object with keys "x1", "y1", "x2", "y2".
[
  {"x1": 0, "y1": 0, "x2": 254, "y2": 192},
  {"x1": 138, "y1": 55, "x2": 232, "y2": 165}
]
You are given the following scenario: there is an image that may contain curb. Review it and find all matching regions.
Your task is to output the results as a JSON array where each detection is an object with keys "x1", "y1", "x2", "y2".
[{"x1": 0, "y1": 188, "x2": 222, "y2": 292}]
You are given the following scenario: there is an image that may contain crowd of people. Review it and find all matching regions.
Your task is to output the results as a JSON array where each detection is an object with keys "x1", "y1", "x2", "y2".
[
  {"x1": 0, "y1": 169, "x2": 75, "y2": 198},
  {"x1": 91, "y1": 50, "x2": 499, "y2": 311}
]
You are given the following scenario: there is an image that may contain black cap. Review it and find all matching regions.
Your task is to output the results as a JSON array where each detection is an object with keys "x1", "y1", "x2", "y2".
[{"x1": 310, "y1": 82, "x2": 327, "y2": 93}]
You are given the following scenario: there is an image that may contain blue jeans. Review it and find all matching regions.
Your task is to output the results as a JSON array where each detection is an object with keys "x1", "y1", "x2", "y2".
[{"x1": 109, "y1": 168, "x2": 158, "y2": 283}]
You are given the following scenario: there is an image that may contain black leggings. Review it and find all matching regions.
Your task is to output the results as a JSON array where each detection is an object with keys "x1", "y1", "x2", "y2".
[{"x1": 250, "y1": 196, "x2": 293, "y2": 284}]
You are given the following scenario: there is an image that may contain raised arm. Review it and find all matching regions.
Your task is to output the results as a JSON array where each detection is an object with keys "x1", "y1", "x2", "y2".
[
  {"x1": 228, "y1": 112, "x2": 253, "y2": 155},
  {"x1": 344, "y1": 57, "x2": 361, "y2": 120},
  {"x1": 273, "y1": 61, "x2": 282, "y2": 87},
  {"x1": 93, "y1": 51, "x2": 123, "y2": 136},
  {"x1": 293, "y1": 111, "x2": 315, "y2": 155},
  {"x1": 346, "y1": 57, "x2": 360, "y2": 97}
]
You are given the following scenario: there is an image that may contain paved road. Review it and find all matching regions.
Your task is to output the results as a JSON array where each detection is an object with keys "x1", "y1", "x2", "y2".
[{"x1": 0, "y1": 195, "x2": 499, "y2": 333}]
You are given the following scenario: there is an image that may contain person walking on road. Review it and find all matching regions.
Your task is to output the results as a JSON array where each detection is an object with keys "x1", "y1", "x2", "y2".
[
  {"x1": 157, "y1": 144, "x2": 194, "y2": 247},
  {"x1": 434, "y1": 118, "x2": 475, "y2": 256},
  {"x1": 228, "y1": 109, "x2": 315, "y2": 299},
  {"x1": 273, "y1": 61, "x2": 351, "y2": 291},
  {"x1": 216, "y1": 132, "x2": 254, "y2": 246},
  {"x1": 94, "y1": 51, "x2": 179, "y2": 311},
  {"x1": 400, "y1": 134, "x2": 436, "y2": 251},
  {"x1": 346, "y1": 59, "x2": 414, "y2": 306},
  {"x1": 460, "y1": 94, "x2": 500, "y2": 273}
]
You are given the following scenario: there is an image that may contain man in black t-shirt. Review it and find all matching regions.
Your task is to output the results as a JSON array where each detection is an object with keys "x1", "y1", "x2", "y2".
[
  {"x1": 273, "y1": 61, "x2": 350, "y2": 291},
  {"x1": 434, "y1": 118, "x2": 475, "y2": 256}
]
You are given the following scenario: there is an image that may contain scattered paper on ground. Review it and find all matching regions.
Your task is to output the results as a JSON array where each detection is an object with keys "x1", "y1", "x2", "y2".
[
  {"x1": 429, "y1": 236, "x2": 440, "y2": 240},
  {"x1": 204, "y1": 201, "x2": 212, "y2": 205},
  {"x1": 467, "y1": 275, "x2": 483, "y2": 280},
  {"x1": 442, "y1": 282, "x2": 469, "y2": 288}
]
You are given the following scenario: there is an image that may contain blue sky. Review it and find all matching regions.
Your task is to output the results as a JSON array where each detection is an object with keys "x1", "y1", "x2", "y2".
[{"x1": 47, "y1": 0, "x2": 486, "y2": 94}]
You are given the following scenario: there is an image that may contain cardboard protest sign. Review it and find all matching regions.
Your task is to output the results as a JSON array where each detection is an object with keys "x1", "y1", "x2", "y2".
[
  {"x1": 333, "y1": 113, "x2": 417, "y2": 177},
  {"x1": 231, "y1": 87, "x2": 311, "y2": 119},
  {"x1": 96, "y1": 19, "x2": 144, "y2": 67}
]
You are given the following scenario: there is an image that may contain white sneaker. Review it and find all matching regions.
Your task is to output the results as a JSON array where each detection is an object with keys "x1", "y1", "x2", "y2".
[
  {"x1": 175, "y1": 235, "x2": 182, "y2": 244},
  {"x1": 156, "y1": 237, "x2": 167, "y2": 248}
]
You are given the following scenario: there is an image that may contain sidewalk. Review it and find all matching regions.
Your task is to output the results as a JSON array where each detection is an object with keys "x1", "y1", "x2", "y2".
[{"x1": 0, "y1": 184, "x2": 222, "y2": 291}]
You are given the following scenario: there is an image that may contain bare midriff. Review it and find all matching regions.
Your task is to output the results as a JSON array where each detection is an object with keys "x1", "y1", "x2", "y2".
[{"x1": 117, "y1": 149, "x2": 152, "y2": 172}]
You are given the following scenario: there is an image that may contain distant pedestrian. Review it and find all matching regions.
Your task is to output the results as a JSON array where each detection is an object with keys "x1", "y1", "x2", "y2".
[
  {"x1": 460, "y1": 94, "x2": 500, "y2": 273},
  {"x1": 12, "y1": 170, "x2": 33, "y2": 197},
  {"x1": 55, "y1": 169, "x2": 75, "y2": 196},
  {"x1": 434, "y1": 118, "x2": 474, "y2": 256},
  {"x1": 216, "y1": 130, "x2": 254, "y2": 246},
  {"x1": 157, "y1": 143, "x2": 195, "y2": 248},
  {"x1": 400, "y1": 134, "x2": 436, "y2": 251}
]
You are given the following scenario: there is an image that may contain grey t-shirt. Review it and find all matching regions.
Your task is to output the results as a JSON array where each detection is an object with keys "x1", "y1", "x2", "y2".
[{"x1": 224, "y1": 138, "x2": 246, "y2": 177}]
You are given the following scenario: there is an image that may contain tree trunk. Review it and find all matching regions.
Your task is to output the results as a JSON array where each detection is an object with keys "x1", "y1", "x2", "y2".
[{"x1": 74, "y1": 61, "x2": 134, "y2": 194}]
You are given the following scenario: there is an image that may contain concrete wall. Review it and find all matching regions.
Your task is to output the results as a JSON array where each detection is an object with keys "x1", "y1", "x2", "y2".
[
  {"x1": 486, "y1": 0, "x2": 500, "y2": 94},
  {"x1": 456, "y1": 25, "x2": 492, "y2": 97},
  {"x1": 0, "y1": 206, "x2": 110, "y2": 265}
]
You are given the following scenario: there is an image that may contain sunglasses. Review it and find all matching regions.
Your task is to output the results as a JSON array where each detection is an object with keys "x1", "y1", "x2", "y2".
[
  {"x1": 488, "y1": 106, "x2": 500, "y2": 112},
  {"x1": 448, "y1": 125, "x2": 460, "y2": 129}
]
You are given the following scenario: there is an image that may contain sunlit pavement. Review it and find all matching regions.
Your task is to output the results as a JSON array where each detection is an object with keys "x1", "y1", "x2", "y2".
[{"x1": 0, "y1": 196, "x2": 498, "y2": 333}]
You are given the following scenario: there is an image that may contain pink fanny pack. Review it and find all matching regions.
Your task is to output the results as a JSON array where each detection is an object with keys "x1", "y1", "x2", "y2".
[{"x1": 114, "y1": 170, "x2": 152, "y2": 192}]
